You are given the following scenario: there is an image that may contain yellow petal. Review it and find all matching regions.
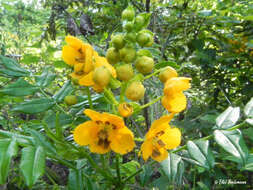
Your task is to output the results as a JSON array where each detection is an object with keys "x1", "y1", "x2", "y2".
[
  {"x1": 93, "y1": 84, "x2": 104, "y2": 93},
  {"x1": 73, "y1": 121, "x2": 97, "y2": 146},
  {"x1": 89, "y1": 141, "x2": 111, "y2": 154},
  {"x1": 102, "y1": 112, "x2": 125, "y2": 129},
  {"x1": 65, "y1": 35, "x2": 83, "y2": 50},
  {"x1": 94, "y1": 56, "x2": 116, "y2": 78},
  {"x1": 82, "y1": 43, "x2": 94, "y2": 73},
  {"x1": 147, "y1": 114, "x2": 175, "y2": 135},
  {"x1": 109, "y1": 127, "x2": 135, "y2": 155},
  {"x1": 160, "y1": 127, "x2": 181, "y2": 149},
  {"x1": 140, "y1": 139, "x2": 153, "y2": 162},
  {"x1": 151, "y1": 147, "x2": 168, "y2": 162},
  {"x1": 74, "y1": 63, "x2": 84, "y2": 73},
  {"x1": 84, "y1": 109, "x2": 103, "y2": 122},
  {"x1": 62, "y1": 45, "x2": 81, "y2": 66},
  {"x1": 161, "y1": 93, "x2": 187, "y2": 113},
  {"x1": 164, "y1": 77, "x2": 191, "y2": 96},
  {"x1": 79, "y1": 71, "x2": 94, "y2": 86},
  {"x1": 70, "y1": 72, "x2": 85, "y2": 80}
]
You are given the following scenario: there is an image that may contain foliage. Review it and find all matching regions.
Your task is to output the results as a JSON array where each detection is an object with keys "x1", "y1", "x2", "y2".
[{"x1": 0, "y1": 0, "x2": 253, "y2": 189}]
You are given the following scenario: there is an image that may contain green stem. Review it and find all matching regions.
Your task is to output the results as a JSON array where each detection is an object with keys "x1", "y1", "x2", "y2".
[
  {"x1": 86, "y1": 87, "x2": 94, "y2": 109},
  {"x1": 172, "y1": 121, "x2": 247, "y2": 154},
  {"x1": 116, "y1": 154, "x2": 122, "y2": 187},
  {"x1": 119, "y1": 82, "x2": 127, "y2": 103},
  {"x1": 140, "y1": 96, "x2": 162, "y2": 109},
  {"x1": 143, "y1": 68, "x2": 163, "y2": 81}
]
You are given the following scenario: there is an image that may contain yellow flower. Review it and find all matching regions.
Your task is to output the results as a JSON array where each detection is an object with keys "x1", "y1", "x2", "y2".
[
  {"x1": 79, "y1": 54, "x2": 117, "y2": 91},
  {"x1": 162, "y1": 77, "x2": 191, "y2": 113},
  {"x1": 140, "y1": 114, "x2": 181, "y2": 162},
  {"x1": 118, "y1": 102, "x2": 133, "y2": 117},
  {"x1": 73, "y1": 109, "x2": 135, "y2": 154}
]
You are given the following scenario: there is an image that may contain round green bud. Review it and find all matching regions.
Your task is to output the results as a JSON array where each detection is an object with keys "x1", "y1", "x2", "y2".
[{"x1": 135, "y1": 56, "x2": 154, "y2": 74}]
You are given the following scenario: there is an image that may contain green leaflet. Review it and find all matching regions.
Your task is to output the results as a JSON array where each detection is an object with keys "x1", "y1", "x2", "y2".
[
  {"x1": 0, "y1": 139, "x2": 18, "y2": 184},
  {"x1": 20, "y1": 146, "x2": 45, "y2": 187},
  {"x1": 53, "y1": 80, "x2": 74, "y2": 103},
  {"x1": 214, "y1": 129, "x2": 249, "y2": 165},
  {"x1": 35, "y1": 67, "x2": 56, "y2": 87},
  {"x1": 215, "y1": 106, "x2": 240, "y2": 129},
  {"x1": 0, "y1": 55, "x2": 29, "y2": 77},
  {"x1": 160, "y1": 153, "x2": 184, "y2": 185},
  {"x1": 186, "y1": 140, "x2": 215, "y2": 169},
  {"x1": 244, "y1": 97, "x2": 253, "y2": 117},
  {"x1": 12, "y1": 98, "x2": 55, "y2": 114},
  {"x1": 0, "y1": 78, "x2": 39, "y2": 96}
]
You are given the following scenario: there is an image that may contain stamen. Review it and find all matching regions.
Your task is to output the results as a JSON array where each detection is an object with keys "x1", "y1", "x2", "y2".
[
  {"x1": 152, "y1": 149, "x2": 161, "y2": 158},
  {"x1": 98, "y1": 130, "x2": 108, "y2": 140},
  {"x1": 95, "y1": 120, "x2": 103, "y2": 125},
  {"x1": 156, "y1": 131, "x2": 165, "y2": 137},
  {"x1": 112, "y1": 124, "x2": 117, "y2": 130},
  {"x1": 105, "y1": 121, "x2": 110, "y2": 125},
  {"x1": 157, "y1": 140, "x2": 165, "y2": 147}
]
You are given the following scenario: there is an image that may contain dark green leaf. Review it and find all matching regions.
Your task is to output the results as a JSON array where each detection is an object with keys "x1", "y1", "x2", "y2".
[
  {"x1": 0, "y1": 78, "x2": 39, "y2": 96},
  {"x1": 155, "y1": 60, "x2": 180, "y2": 70},
  {"x1": 0, "y1": 130, "x2": 33, "y2": 146},
  {"x1": 214, "y1": 130, "x2": 249, "y2": 165},
  {"x1": 53, "y1": 80, "x2": 73, "y2": 103},
  {"x1": 216, "y1": 106, "x2": 240, "y2": 129},
  {"x1": 186, "y1": 140, "x2": 215, "y2": 169},
  {"x1": 242, "y1": 154, "x2": 253, "y2": 171},
  {"x1": 35, "y1": 67, "x2": 56, "y2": 87},
  {"x1": 12, "y1": 98, "x2": 55, "y2": 114},
  {"x1": 43, "y1": 110, "x2": 72, "y2": 128},
  {"x1": 160, "y1": 153, "x2": 184, "y2": 185},
  {"x1": 68, "y1": 169, "x2": 84, "y2": 190},
  {"x1": 0, "y1": 139, "x2": 18, "y2": 184},
  {"x1": 0, "y1": 55, "x2": 29, "y2": 77},
  {"x1": 20, "y1": 146, "x2": 45, "y2": 187},
  {"x1": 244, "y1": 97, "x2": 253, "y2": 117}
]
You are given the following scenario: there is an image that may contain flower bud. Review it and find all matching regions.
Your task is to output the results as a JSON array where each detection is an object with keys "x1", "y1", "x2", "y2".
[
  {"x1": 106, "y1": 47, "x2": 120, "y2": 64},
  {"x1": 158, "y1": 66, "x2": 178, "y2": 83},
  {"x1": 122, "y1": 8, "x2": 135, "y2": 21},
  {"x1": 136, "y1": 31, "x2": 153, "y2": 47},
  {"x1": 64, "y1": 95, "x2": 78, "y2": 106},
  {"x1": 93, "y1": 66, "x2": 111, "y2": 87},
  {"x1": 112, "y1": 34, "x2": 125, "y2": 49},
  {"x1": 118, "y1": 103, "x2": 133, "y2": 117},
  {"x1": 135, "y1": 15, "x2": 145, "y2": 30},
  {"x1": 135, "y1": 56, "x2": 154, "y2": 74},
  {"x1": 116, "y1": 64, "x2": 134, "y2": 81},
  {"x1": 119, "y1": 47, "x2": 136, "y2": 63},
  {"x1": 125, "y1": 81, "x2": 145, "y2": 101},
  {"x1": 124, "y1": 22, "x2": 134, "y2": 32}
]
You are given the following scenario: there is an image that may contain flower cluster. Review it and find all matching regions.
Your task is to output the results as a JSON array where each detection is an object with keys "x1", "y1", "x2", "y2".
[{"x1": 62, "y1": 36, "x2": 116, "y2": 92}]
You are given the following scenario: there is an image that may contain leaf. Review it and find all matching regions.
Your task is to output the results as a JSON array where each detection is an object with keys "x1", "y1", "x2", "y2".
[
  {"x1": 155, "y1": 60, "x2": 180, "y2": 70},
  {"x1": 0, "y1": 78, "x2": 39, "y2": 96},
  {"x1": 246, "y1": 119, "x2": 253, "y2": 125},
  {"x1": 27, "y1": 129, "x2": 56, "y2": 155},
  {"x1": 43, "y1": 110, "x2": 72, "y2": 128},
  {"x1": 139, "y1": 164, "x2": 153, "y2": 187},
  {"x1": 214, "y1": 130, "x2": 249, "y2": 165},
  {"x1": 160, "y1": 153, "x2": 184, "y2": 185},
  {"x1": 244, "y1": 97, "x2": 253, "y2": 117},
  {"x1": 35, "y1": 67, "x2": 56, "y2": 87},
  {"x1": 186, "y1": 140, "x2": 215, "y2": 169},
  {"x1": 20, "y1": 146, "x2": 45, "y2": 187},
  {"x1": 216, "y1": 106, "x2": 240, "y2": 129},
  {"x1": 242, "y1": 154, "x2": 253, "y2": 171},
  {"x1": 53, "y1": 80, "x2": 73, "y2": 103},
  {"x1": 0, "y1": 55, "x2": 29, "y2": 77},
  {"x1": 244, "y1": 15, "x2": 253, "y2": 21},
  {"x1": 12, "y1": 98, "x2": 55, "y2": 114},
  {"x1": 0, "y1": 130, "x2": 33, "y2": 146},
  {"x1": 0, "y1": 139, "x2": 18, "y2": 184},
  {"x1": 68, "y1": 169, "x2": 84, "y2": 190}
]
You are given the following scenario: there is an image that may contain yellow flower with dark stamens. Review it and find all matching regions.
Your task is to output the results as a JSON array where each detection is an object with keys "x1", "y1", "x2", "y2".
[
  {"x1": 73, "y1": 109, "x2": 135, "y2": 154},
  {"x1": 162, "y1": 77, "x2": 191, "y2": 113},
  {"x1": 140, "y1": 114, "x2": 181, "y2": 162}
]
